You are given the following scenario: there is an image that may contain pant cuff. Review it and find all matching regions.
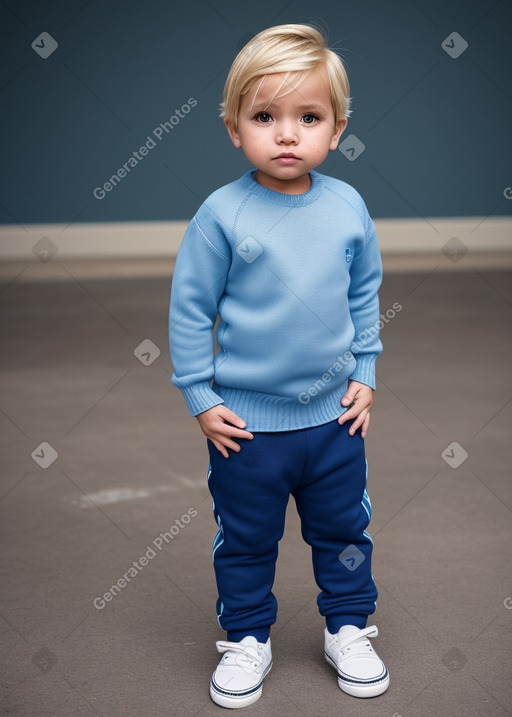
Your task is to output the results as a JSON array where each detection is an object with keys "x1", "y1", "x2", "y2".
[
  {"x1": 326, "y1": 614, "x2": 368, "y2": 634},
  {"x1": 227, "y1": 627, "x2": 271, "y2": 643}
]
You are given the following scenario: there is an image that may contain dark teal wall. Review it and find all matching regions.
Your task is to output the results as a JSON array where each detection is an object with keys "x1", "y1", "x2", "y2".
[{"x1": 1, "y1": 0, "x2": 511, "y2": 224}]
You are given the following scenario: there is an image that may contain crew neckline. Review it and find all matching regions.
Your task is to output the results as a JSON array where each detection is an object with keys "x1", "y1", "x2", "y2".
[{"x1": 239, "y1": 169, "x2": 325, "y2": 207}]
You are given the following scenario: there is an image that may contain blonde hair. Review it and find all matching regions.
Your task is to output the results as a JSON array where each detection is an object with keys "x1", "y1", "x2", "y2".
[{"x1": 220, "y1": 24, "x2": 351, "y2": 129}]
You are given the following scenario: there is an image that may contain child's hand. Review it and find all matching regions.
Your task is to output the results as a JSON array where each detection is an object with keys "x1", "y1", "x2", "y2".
[
  {"x1": 338, "y1": 380, "x2": 374, "y2": 438},
  {"x1": 196, "y1": 405, "x2": 253, "y2": 458}
]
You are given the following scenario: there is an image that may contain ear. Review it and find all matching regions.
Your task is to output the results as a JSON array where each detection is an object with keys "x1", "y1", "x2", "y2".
[
  {"x1": 329, "y1": 119, "x2": 347, "y2": 151},
  {"x1": 224, "y1": 119, "x2": 242, "y2": 148}
]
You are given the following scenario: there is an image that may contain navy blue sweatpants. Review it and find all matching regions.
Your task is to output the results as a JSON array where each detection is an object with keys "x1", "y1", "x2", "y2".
[{"x1": 207, "y1": 418, "x2": 377, "y2": 643}]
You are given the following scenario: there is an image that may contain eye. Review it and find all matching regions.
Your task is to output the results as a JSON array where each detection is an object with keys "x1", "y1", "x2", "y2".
[
  {"x1": 254, "y1": 112, "x2": 273, "y2": 123},
  {"x1": 301, "y1": 113, "x2": 319, "y2": 124}
]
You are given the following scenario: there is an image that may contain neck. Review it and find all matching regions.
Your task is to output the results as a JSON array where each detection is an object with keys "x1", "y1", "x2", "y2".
[{"x1": 253, "y1": 171, "x2": 311, "y2": 195}]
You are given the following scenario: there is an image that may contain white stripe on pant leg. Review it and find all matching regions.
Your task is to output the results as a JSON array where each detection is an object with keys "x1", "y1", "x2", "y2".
[
  {"x1": 217, "y1": 601, "x2": 224, "y2": 626},
  {"x1": 212, "y1": 512, "x2": 225, "y2": 625},
  {"x1": 361, "y1": 459, "x2": 372, "y2": 522},
  {"x1": 212, "y1": 514, "x2": 224, "y2": 563}
]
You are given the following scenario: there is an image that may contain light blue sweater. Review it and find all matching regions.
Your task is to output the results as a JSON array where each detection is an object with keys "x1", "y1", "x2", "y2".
[{"x1": 169, "y1": 169, "x2": 383, "y2": 432}]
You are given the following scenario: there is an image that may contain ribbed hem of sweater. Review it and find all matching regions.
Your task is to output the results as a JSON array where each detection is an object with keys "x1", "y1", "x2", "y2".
[
  {"x1": 348, "y1": 354, "x2": 377, "y2": 390},
  {"x1": 212, "y1": 381, "x2": 348, "y2": 433},
  {"x1": 179, "y1": 381, "x2": 224, "y2": 416}
]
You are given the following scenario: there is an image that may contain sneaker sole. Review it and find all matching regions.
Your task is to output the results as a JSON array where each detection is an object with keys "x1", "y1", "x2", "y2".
[
  {"x1": 210, "y1": 662, "x2": 272, "y2": 709},
  {"x1": 325, "y1": 651, "x2": 390, "y2": 698}
]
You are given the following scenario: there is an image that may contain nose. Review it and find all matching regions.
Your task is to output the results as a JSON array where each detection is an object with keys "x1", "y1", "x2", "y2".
[{"x1": 276, "y1": 119, "x2": 298, "y2": 145}]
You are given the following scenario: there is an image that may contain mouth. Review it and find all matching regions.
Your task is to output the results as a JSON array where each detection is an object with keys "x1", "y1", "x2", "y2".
[{"x1": 273, "y1": 153, "x2": 300, "y2": 164}]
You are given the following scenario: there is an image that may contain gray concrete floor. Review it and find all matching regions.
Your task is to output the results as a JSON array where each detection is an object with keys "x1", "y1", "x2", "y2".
[{"x1": 0, "y1": 258, "x2": 511, "y2": 716}]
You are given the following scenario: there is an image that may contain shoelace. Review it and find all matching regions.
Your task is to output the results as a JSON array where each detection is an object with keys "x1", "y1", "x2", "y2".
[
  {"x1": 338, "y1": 625, "x2": 379, "y2": 653},
  {"x1": 215, "y1": 641, "x2": 263, "y2": 670}
]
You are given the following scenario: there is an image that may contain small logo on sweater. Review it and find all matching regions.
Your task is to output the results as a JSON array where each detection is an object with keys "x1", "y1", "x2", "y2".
[
  {"x1": 236, "y1": 236, "x2": 263, "y2": 264},
  {"x1": 345, "y1": 248, "x2": 353, "y2": 263}
]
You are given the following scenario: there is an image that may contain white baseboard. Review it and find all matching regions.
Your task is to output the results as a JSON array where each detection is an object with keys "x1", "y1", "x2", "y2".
[
  {"x1": 375, "y1": 216, "x2": 511, "y2": 253},
  {"x1": 0, "y1": 221, "x2": 189, "y2": 261},
  {"x1": 0, "y1": 216, "x2": 510, "y2": 261}
]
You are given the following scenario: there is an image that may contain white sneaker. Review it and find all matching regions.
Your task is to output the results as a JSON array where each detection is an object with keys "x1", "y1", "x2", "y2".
[
  {"x1": 210, "y1": 635, "x2": 272, "y2": 709},
  {"x1": 324, "y1": 625, "x2": 389, "y2": 698}
]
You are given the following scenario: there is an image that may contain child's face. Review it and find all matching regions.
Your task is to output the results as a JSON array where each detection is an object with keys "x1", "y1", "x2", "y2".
[{"x1": 225, "y1": 65, "x2": 347, "y2": 194}]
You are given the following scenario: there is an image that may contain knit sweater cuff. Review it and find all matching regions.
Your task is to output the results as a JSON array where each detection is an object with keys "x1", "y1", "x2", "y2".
[
  {"x1": 180, "y1": 381, "x2": 224, "y2": 417},
  {"x1": 349, "y1": 355, "x2": 377, "y2": 390}
]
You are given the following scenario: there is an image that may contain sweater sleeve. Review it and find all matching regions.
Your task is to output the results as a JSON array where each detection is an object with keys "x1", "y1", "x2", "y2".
[
  {"x1": 168, "y1": 206, "x2": 231, "y2": 416},
  {"x1": 347, "y1": 213, "x2": 383, "y2": 390}
]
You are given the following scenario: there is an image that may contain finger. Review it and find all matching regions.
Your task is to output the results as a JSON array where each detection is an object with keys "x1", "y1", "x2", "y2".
[
  {"x1": 213, "y1": 439, "x2": 229, "y2": 459},
  {"x1": 360, "y1": 413, "x2": 370, "y2": 438},
  {"x1": 216, "y1": 424, "x2": 254, "y2": 440},
  {"x1": 219, "y1": 406, "x2": 247, "y2": 428},
  {"x1": 338, "y1": 405, "x2": 358, "y2": 424},
  {"x1": 340, "y1": 389, "x2": 356, "y2": 406},
  {"x1": 213, "y1": 434, "x2": 242, "y2": 454},
  {"x1": 349, "y1": 411, "x2": 366, "y2": 436}
]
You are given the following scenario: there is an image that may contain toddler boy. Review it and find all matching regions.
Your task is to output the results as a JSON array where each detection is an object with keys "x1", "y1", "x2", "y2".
[{"x1": 169, "y1": 23, "x2": 389, "y2": 709}]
